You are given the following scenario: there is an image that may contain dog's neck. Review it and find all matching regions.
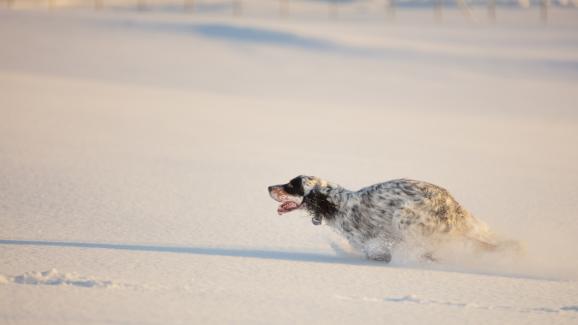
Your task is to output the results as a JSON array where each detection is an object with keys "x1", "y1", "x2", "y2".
[
  {"x1": 321, "y1": 184, "x2": 354, "y2": 207},
  {"x1": 304, "y1": 184, "x2": 353, "y2": 223}
]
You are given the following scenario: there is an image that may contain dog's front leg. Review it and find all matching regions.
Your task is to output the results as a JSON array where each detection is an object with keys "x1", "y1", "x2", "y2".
[{"x1": 363, "y1": 238, "x2": 393, "y2": 263}]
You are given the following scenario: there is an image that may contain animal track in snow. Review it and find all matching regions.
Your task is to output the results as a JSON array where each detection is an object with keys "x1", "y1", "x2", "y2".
[
  {"x1": 0, "y1": 269, "x2": 130, "y2": 289},
  {"x1": 335, "y1": 294, "x2": 578, "y2": 315}
]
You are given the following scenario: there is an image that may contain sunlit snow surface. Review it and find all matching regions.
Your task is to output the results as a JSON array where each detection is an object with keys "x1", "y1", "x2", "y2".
[{"x1": 1, "y1": 5, "x2": 578, "y2": 324}]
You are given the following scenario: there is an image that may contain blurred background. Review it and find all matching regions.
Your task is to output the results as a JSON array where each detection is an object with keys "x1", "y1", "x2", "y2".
[
  {"x1": 3, "y1": 0, "x2": 578, "y2": 21},
  {"x1": 1, "y1": 0, "x2": 578, "y2": 323}
]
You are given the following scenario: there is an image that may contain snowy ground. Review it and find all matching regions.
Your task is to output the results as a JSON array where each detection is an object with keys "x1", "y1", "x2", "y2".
[{"x1": 1, "y1": 5, "x2": 578, "y2": 324}]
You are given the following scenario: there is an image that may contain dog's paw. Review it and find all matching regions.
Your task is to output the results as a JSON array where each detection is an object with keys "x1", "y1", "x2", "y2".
[{"x1": 368, "y1": 253, "x2": 392, "y2": 263}]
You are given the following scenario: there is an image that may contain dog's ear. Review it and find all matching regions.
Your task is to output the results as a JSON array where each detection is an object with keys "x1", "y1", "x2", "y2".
[{"x1": 303, "y1": 189, "x2": 338, "y2": 220}]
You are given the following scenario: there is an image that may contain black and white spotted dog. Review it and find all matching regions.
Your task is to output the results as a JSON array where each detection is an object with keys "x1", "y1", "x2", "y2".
[{"x1": 268, "y1": 176, "x2": 499, "y2": 263}]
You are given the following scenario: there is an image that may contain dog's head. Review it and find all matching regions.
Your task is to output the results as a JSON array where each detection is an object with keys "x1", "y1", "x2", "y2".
[{"x1": 268, "y1": 175, "x2": 329, "y2": 216}]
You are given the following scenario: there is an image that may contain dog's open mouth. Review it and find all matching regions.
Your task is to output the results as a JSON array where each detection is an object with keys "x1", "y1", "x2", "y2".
[{"x1": 277, "y1": 201, "x2": 302, "y2": 215}]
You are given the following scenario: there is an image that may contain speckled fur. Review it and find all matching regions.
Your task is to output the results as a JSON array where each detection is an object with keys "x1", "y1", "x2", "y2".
[{"x1": 269, "y1": 176, "x2": 494, "y2": 263}]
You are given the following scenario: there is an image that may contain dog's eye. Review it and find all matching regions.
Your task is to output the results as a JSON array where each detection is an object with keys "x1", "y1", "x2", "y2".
[{"x1": 284, "y1": 178, "x2": 304, "y2": 196}]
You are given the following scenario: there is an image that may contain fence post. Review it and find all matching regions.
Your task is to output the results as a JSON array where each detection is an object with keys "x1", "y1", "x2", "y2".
[
  {"x1": 137, "y1": 0, "x2": 145, "y2": 11},
  {"x1": 540, "y1": 0, "x2": 549, "y2": 22},
  {"x1": 386, "y1": 0, "x2": 395, "y2": 20},
  {"x1": 184, "y1": 0, "x2": 194, "y2": 12},
  {"x1": 94, "y1": 0, "x2": 103, "y2": 10},
  {"x1": 329, "y1": 0, "x2": 338, "y2": 19},
  {"x1": 456, "y1": 0, "x2": 471, "y2": 20},
  {"x1": 233, "y1": 0, "x2": 242, "y2": 16},
  {"x1": 488, "y1": 0, "x2": 496, "y2": 22},
  {"x1": 280, "y1": 0, "x2": 289, "y2": 17},
  {"x1": 434, "y1": 0, "x2": 443, "y2": 22}
]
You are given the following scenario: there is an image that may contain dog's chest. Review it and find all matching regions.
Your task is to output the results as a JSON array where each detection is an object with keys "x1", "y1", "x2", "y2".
[{"x1": 329, "y1": 202, "x2": 398, "y2": 245}]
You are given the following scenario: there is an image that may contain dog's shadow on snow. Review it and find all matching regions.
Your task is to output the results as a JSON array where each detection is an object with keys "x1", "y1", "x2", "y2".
[
  {"x1": 0, "y1": 239, "x2": 566, "y2": 281},
  {"x1": 0, "y1": 239, "x2": 376, "y2": 267}
]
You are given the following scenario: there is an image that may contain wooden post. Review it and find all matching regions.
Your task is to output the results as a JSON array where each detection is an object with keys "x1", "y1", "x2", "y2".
[
  {"x1": 434, "y1": 0, "x2": 443, "y2": 22},
  {"x1": 386, "y1": 0, "x2": 396, "y2": 20},
  {"x1": 233, "y1": 0, "x2": 242, "y2": 16},
  {"x1": 184, "y1": 0, "x2": 194, "y2": 12},
  {"x1": 329, "y1": 0, "x2": 338, "y2": 19},
  {"x1": 540, "y1": 0, "x2": 549, "y2": 22},
  {"x1": 455, "y1": 0, "x2": 471, "y2": 19},
  {"x1": 94, "y1": 0, "x2": 103, "y2": 10},
  {"x1": 280, "y1": 0, "x2": 289, "y2": 18},
  {"x1": 137, "y1": 0, "x2": 145, "y2": 11},
  {"x1": 488, "y1": 0, "x2": 496, "y2": 22}
]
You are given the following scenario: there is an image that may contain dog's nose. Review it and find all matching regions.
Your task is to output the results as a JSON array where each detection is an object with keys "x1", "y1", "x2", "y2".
[{"x1": 268, "y1": 186, "x2": 273, "y2": 193}]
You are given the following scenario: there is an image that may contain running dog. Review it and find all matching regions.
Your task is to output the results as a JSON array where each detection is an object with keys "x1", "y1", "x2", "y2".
[{"x1": 268, "y1": 175, "x2": 500, "y2": 263}]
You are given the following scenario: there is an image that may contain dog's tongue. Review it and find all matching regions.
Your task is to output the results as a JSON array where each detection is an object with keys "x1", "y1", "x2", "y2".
[{"x1": 277, "y1": 201, "x2": 299, "y2": 215}]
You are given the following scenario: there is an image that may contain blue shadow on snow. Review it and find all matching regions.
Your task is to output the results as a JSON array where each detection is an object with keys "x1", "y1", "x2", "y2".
[
  {"x1": 0, "y1": 239, "x2": 376, "y2": 267},
  {"x1": 193, "y1": 24, "x2": 340, "y2": 51}
]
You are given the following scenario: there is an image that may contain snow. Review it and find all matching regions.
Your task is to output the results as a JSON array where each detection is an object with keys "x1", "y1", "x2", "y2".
[
  {"x1": 1, "y1": 269, "x2": 124, "y2": 288},
  {"x1": 1, "y1": 3, "x2": 578, "y2": 324}
]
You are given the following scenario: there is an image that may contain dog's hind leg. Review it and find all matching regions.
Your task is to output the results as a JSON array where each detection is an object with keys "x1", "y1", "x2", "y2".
[
  {"x1": 421, "y1": 252, "x2": 438, "y2": 262},
  {"x1": 367, "y1": 251, "x2": 392, "y2": 263}
]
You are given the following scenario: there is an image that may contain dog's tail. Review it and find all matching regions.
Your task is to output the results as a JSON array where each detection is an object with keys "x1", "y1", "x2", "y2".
[
  {"x1": 469, "y1": 236, "x2": 525, "y2": 255},
  {"x1": 462, "y1": 213, "x2": 525, "y2": 255}
]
